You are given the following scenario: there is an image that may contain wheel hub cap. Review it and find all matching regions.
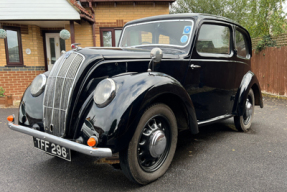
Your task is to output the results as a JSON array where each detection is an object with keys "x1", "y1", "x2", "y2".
[
  {"x1": 149, "y1": 130, "x2": 167, "y2": 158},
  {"x1": 245, "y1": 99, "x2": 253, "y2": 117}
]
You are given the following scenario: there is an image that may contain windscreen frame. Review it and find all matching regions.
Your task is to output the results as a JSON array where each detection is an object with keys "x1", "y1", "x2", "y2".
[{"x1": 118, "y1": 19, "x2": 195, "y2": 49}]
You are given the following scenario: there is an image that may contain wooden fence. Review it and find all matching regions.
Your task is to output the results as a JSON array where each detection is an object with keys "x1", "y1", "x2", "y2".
[{"x1": 251, "y1": 46, "x2": 287, "y2": 96}]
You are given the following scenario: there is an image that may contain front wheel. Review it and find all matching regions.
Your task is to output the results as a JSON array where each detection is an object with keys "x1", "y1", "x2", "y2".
[
  {"x1": 119, "y1": 103, "x2": 178, "y2": 185},
  {"x1": 234, "y1": 89, "x2": 255, "y2": 132}
]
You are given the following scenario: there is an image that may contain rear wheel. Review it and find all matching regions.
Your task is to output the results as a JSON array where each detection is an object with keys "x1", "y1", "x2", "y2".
[
  {"x1": 234, "y1": 89, "x2": 255, "y2": 132},
  {"x1": 119, "y1": 103, "x2": 177, "y2": 185}
]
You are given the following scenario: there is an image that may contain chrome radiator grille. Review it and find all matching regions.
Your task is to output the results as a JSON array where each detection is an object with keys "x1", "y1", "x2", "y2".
[{"x1": 43, "y1": 52, "x2": 84, "y2": 137}]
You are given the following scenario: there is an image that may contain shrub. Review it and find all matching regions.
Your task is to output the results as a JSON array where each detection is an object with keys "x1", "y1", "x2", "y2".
[
  {"x1": 0, "y1": 87, "x2": 5, "y2": 97},
  {"x1": 255, "y1": 35, "x2": 276, "y2": 53}
]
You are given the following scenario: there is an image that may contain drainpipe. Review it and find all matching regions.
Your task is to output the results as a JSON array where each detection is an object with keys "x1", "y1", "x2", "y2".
[
  {"x1": 70, "y1": 20, "x2": 75, "y2": 44},
  {"x1": 88, "y1": 1, "x2": 96, "y2": 47}
]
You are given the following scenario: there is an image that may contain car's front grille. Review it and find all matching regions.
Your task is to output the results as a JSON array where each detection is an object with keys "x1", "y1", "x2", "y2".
[{"x1": 43, "y1": 52, "x2": 84, "y2": 137}]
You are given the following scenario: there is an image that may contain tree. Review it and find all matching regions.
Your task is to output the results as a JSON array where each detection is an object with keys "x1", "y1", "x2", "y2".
[
  {"x1": 171, "y1": 0, "x2": 287, "y2": 38},
  {"x1": 247, "y1": 0, "x2": 286, "y2": 37}
]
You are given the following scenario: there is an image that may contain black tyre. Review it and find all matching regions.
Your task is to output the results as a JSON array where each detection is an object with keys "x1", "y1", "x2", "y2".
[
  {"x1": 119, "y1": 103, "x2": 178, "y2": 185},
  {"x1": 234, "y1": 89, "x2": 255, "y2": 132}
]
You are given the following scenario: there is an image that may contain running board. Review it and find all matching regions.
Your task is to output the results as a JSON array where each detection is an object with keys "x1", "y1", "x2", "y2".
[{"x1": 198, "y1": 114, "x2": 233, "y2": 127}]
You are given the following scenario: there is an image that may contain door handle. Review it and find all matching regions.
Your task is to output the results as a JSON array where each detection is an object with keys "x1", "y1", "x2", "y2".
[{"x1": 190, "y1": 64, "x2": 201, "y2": 69}]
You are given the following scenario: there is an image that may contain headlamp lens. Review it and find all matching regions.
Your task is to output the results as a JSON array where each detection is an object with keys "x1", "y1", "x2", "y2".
[{"x1": 93, "y1": 78, "x2": 116, "y2": 107}]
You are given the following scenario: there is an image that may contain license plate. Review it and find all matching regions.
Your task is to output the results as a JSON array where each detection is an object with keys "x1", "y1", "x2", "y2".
[{"x1": 33, "y1": 137, "x2": 71, "y2": 161}]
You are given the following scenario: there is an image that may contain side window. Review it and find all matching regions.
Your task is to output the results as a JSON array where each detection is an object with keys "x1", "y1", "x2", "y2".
[
  {"x1": 235, "y1": 29, "x2": 248, "y2": 58},
  {"x1": 196, "y1": 24, "x2": 230, "y2": 55}
]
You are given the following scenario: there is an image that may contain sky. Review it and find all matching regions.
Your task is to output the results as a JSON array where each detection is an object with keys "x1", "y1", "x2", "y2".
[{"x1": 284, "y1": 2, "x2": 287, "y2": 13}]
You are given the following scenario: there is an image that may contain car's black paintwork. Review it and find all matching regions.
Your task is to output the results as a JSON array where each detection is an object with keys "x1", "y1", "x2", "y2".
[
  {"x1": 72, "y1": 72, "x2": 198, "y2": 152},
  {"x1": 18, "y1": 13, "x2": 263, "y2": 153}
]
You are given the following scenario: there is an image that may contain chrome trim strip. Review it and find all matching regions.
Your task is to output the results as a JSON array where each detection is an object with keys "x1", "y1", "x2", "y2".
[
  {"x1": 190, "y1": 59, "x2": 247, "y2": 65},
  {"x1": 58, "y1": 54, "x2": 78, "y2": 136},
  {"x1": 198, "y1": 114, "x2": 233, "y2": 127},
  {"x1": 42, "y1": 56, "x2": 66, "y2": 128},
  {"x1": 102, "y1": 55, "x2": 179, "y2": 59},
  {"x1": 51, "y1": 55, "x2": 74, "y2": 128},
  {"x1": 48, "y1": 76, "x2": 75, "y2": 80},
  {"x1": 7, "y1": 122, "x2": 112, "y2": 157},
  {"x1": 42, "y1": 106, "x2": 66, "y2": 111},
  {"x1": 64, "y1": 52, "x2": 85, "y2": 134}
]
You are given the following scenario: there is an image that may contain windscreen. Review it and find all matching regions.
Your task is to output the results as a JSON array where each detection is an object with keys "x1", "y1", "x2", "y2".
[{"x1": 119, "y1": 20, "x2": 194, "y2": 48}]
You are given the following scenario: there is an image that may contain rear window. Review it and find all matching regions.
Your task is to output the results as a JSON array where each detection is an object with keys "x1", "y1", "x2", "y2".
[{"x1": 235, "y1": 29, "x2": 248, "y2": 58}]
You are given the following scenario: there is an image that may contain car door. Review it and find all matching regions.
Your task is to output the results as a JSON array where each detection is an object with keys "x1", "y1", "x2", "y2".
[{"x1": 184, "y1": 22, "x2": 237, "y2": 121}]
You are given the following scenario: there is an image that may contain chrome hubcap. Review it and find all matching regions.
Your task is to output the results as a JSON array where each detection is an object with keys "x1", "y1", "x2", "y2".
[
  {"x1": 149, "y1": 130, "x2": 167, "y2": 158},
  {"x1": 245, "y1": 99, "x2": 253, "y2": 117},
  {"x1": 244, "y1": 98, "x2": 253, "y2": 125},
  {"x1": 137, "y1": 116, "x2": 170, "y2": 172}
]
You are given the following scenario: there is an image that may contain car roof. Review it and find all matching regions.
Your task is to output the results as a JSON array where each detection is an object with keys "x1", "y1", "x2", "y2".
[
  {"x1": 124, "y1": 13, "x2": 252, "y2": 56},
  {"x1": 125, "y1": 13, "x2": 241, "y2": 27}
]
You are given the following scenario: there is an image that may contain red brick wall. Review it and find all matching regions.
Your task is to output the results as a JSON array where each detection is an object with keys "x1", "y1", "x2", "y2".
[{"x1": 0, "y1": 71, "x2": 44, "y2": 101}]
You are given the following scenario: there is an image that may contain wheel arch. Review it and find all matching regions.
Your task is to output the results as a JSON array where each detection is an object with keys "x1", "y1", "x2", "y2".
[
  {"x1": 251, "y1": 83, "x2": 262, "y2": 106},
  {"x1": 232, "y1": 71, "x2": 263, "y2": 116},
  {"x1": 150, "y1": 93, "x2": 190, "y2": 133},
  {"x1": 77, "y1": 72, "x2": 198, "y2": 153}
]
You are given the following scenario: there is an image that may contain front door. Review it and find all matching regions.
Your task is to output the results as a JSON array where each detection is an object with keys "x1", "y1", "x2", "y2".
[
  {"x1": 184, "y1": 23, "x2": 236, "y2": 121},
  {"x1": 45, "y1": 33, "x2": 66, "y2": 71}
]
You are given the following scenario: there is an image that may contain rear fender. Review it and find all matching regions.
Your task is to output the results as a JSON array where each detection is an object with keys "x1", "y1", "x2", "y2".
[
  {"x1": 75, "y1": 72, "x2": 198, "y2": 153},
  {"x1": 232, "y1": 71, "x2": 263, "y2": 116}
]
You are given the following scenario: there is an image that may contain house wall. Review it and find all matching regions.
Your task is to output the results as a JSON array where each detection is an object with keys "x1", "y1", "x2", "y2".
[
  {"x1": 0, "y1": 24, "x2": 46, "y2": 103},
  {"x1": 94, "y1": 2, "x2": 170, "y2": 46},
  {"x1": 0, "y1": 2, "x2": 170, "y2": 105},
  {"x1": 64, "y1": 20, "x2": 94, "y2": 48}
]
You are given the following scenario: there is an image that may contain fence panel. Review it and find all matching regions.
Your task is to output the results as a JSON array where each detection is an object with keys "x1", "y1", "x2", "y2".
[{"x1": 251, "y1": 47, "x2": 287, "y2": 96}]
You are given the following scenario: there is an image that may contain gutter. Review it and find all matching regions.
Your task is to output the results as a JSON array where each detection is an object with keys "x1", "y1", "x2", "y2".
[{"x1": 88, "y1": 1, "x2": 96, "y2": 47}]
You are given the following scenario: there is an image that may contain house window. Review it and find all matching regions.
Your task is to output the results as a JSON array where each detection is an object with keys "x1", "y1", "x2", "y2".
[
  {"x1": 100, "y1": 28, "x2": 122, "y2": 47},
  {"x1": 4, "y1": 26, "x2": 24, "y2": 66}
]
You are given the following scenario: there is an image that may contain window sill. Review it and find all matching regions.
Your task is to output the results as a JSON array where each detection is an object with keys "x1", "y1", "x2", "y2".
[{"x1": 4, "y1": 65, "x2": 26, "y2": 67}]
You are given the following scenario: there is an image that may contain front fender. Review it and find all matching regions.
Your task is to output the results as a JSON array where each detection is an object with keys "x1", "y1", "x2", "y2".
[
  {"x1": 77, "y1": 72, "x2": 198, "y2": 153},
  {"x1": 232, "y1": 71, "x2": 263, "y2": 116},
  {"x1": 18, "y1": 85, "x2": 44, "y2": 128},
  {"x1": 18, "y1": 72, "x2": 50, "y2": 128}
]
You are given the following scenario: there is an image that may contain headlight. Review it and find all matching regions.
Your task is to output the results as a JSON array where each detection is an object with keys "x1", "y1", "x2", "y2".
[
  {"x1": 93, "y1": 78, "x2": 116, "y2": 107},
  {"x1": 30, "y1": 74, "x2": 46, "y2": 97}
]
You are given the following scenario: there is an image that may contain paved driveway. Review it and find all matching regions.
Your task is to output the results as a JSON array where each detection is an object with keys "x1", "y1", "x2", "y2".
[{"x1": 0, "y1": 97, "x2": 287, "y2": 192}]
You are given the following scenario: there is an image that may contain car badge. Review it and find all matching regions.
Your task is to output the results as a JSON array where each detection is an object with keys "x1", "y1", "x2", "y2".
[{"x1": 65, "y1": 51, "x2": 72, "y2": 59}]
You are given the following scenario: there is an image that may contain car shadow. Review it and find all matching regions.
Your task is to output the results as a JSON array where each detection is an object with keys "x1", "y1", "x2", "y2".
[{"x1": 35, "y1": 119, "x2": 250, "y2": 190}]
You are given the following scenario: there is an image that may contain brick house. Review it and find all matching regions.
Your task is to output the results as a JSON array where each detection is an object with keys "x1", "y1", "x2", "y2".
[{"x1": 0, "y1": 0, "x2": 173, "y2": 105}]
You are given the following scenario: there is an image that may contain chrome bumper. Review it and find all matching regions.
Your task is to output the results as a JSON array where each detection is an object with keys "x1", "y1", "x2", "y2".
[{"x1": 7, "y1": 122, "x2": 112, "y2": 157}]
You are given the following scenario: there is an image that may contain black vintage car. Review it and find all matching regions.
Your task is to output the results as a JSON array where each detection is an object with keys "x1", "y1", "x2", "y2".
[{"x1": 7, "y1": 13, "x2": 263, "y2": 184}]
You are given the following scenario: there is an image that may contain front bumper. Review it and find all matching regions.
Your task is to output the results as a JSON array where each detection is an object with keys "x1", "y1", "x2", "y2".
[{"x1": 7, "y1": 121, "x2": 112, "y2": 157}]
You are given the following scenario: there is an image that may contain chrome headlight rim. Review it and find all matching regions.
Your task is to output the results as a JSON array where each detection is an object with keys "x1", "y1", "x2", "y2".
[
  {"x1": 30, "y1": 74, "x2": 47, "y2": 97},
  {"x1": 93, "y1": 78, "x2": 116, "y2": 108}
]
